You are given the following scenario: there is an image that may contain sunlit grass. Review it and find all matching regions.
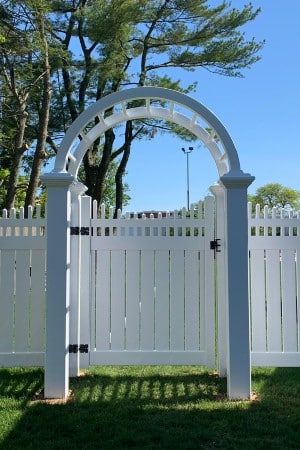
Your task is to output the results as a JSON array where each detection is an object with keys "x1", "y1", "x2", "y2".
[{"x1": 0, "y1": 366, "x2": 299, "y2": 449}]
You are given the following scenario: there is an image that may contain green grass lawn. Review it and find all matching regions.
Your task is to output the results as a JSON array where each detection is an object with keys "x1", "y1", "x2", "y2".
[{"x1": 0, "y1": 366, "x2": 299, "y2": 449}]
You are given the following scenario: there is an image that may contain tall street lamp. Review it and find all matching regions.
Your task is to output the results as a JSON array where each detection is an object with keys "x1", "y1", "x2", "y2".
[{"x1": 181, "y1": 146, "x2": 194, "y2": 210}]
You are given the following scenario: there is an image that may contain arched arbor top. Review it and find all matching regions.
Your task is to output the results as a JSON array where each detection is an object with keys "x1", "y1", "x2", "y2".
[{"x1": 53, "y1": 87, "x2": 244, "y2": 179}]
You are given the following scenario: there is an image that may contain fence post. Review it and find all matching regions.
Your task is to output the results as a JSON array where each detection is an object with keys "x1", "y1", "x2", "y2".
[
  {"x1": 41, "y1": 172, "x2": 74, "y2": 399},
  {"x1": 220, "y1": 171, "x2": 254, "y2": 400},
  {"x1": 79, "y1": 195, "x2": 92, "y2": 369},
  {"x1": 69, "y1": 182, "x2": 87, "y2": 377},
  {"x1": 210, "y1": 184, "x2": 227, "y2": 376},
  {"x1": 204, "y1": 196, "x2": 216, "y2": 368}
]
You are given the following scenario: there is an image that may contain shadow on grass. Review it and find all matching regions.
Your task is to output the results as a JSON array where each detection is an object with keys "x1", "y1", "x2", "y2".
[{"x1": 0, "y1": 367, "x2": 299, "y2": 450}]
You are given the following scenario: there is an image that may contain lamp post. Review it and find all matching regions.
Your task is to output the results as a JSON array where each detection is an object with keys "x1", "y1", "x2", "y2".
[{"x1": 181, "y1": 146, "x2": 194, "y2": 210}]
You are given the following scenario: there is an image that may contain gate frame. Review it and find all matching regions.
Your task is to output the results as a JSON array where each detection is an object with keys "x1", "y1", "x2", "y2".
[{"x1": 41, "y1": 87, "x2": 254, "y2": 400}]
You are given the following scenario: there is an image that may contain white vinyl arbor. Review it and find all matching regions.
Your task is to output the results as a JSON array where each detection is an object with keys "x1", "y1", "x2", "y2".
[{"x1": 41, "y1": 87, "x2": 254, "y2": 400}]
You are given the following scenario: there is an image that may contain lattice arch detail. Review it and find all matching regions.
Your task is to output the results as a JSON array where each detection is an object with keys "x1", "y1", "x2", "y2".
[{"x1": 54, "y1": 87, "x2": 242, "y2": 178}]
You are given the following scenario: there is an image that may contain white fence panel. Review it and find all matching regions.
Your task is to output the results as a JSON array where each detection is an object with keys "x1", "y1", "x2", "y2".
[
  {"x1": 90, "y1": 199, "x2": 213, "y2": 365},
  {"x1": 249, "y1": 203, "x2": 300, "y2": 366},
  {"x1": 0, "y1": 207, "x2": 46, "y2": 366}
]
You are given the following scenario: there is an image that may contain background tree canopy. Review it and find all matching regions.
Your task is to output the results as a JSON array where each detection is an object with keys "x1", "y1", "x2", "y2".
[
  {"x1": 248, "y1": 183, "x2": 300, "y2": 210},
  {"x1": 0, "y1": 0, "x2": 265, "y2": 213}
]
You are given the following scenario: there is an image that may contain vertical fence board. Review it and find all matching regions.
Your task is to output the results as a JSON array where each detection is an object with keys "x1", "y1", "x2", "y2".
[
  {"x1": 170, "y1": 250, "x2": 184, "y2": 350},
  {"x1": 154, "y1": 250, "x2": 170, "y2": 350},
  {"x1": 125, "y1": 250, "x2": 140, "y2": 350},
  {"x1": 95, "y1": 250, "x2": 110, "y2": 350},
  {"x1": 30, "y1": 250, "x2": 46, "y2": 351},
  {"x1": 0, "y1": 250, "x2": 15, "y2": 352},
  {"x1": 185, "y1": 250, "x2": 199, "y2": 350},
  {"x1": 281, "y1": 250, "x2": 297, "y2": 351},
  {"x1": 14, "y1": 250, "x2": 31, "y2": 352},
  {"x1": 204, "y1": 196, "x2": 215, "y2": 367},
  {"x1": 199, "y1": 251, "x2": 206, "y2": 350},
  {"x1": 250, "y1": 249, "x2": 266, "y2": 351},
  {"x1": 110, "y1": 250, "x2": 126, "y2": 350},
  {"x1": 265, "y1": 249, "x2": 282, "y2": 351},
  {"x1": 140, "y1": 251, "x2": 155, "y2": 350}
]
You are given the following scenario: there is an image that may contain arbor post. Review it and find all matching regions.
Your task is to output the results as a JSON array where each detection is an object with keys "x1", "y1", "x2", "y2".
[
  {"x1": 220, "y1": 171, "x2": 254, "y2": 399},
  {"x1": 210, "y1": 183, "x2": 227, "y2": 376},
  {"x1": 41, "y1": 172, "x2": 74, "y2": 399}
]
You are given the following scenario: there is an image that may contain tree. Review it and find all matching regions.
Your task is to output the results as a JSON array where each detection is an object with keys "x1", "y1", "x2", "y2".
[
  {"x1": 0, "y1": 0, "x2": 264, "y2": 211},
  {"x1": 50, "y1": 0, "x2": 264, "y2": 211},
  {"x1": 249, "y1": 183, "x2": 300, "y2": 209}
]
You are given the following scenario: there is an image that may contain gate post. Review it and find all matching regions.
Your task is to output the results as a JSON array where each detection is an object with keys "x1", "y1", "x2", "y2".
[
  {"x1": 41, "y1": 172, "x2": 74, "y2": 399},
  {"x1": 69, "y1": 182, "x2": 88, "y2": 377},
  {"x1": 210, "y1": 184, "x2": 227, "y2": 377},
  {"x1": 79, "y1": 195, "x2": 91, "y2": 369},
  {"x1": 220, "y1": 171, "x2": 254, "y2": 400}
]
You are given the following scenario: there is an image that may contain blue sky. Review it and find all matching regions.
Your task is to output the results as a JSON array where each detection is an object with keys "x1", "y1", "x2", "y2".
[{"x1": 122, "y1": 0, "x2": 300, "y2": 212}]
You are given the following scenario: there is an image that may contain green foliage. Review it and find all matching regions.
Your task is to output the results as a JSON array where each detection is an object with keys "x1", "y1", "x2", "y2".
[
  {"x1": 249, "y1": 183, "x2": 300, "y2": 209},
  {"x1": 78, "y1": 158, "x2": 130, "y2": 208},
  {"x1": 0, "y1": 0, "x2": 264, "y2": 208},
  {"x1": 0, "y1": 169, "x2": 28, "y2": 209}
]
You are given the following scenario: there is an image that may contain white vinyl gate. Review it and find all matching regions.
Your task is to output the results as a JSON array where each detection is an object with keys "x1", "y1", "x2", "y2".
[{"x1": 89, "y1": 197, "x2": 216, "y2": 366}]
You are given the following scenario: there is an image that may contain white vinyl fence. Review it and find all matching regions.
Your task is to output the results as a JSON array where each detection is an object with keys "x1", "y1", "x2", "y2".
[
  {"x1": 248, "y1": 204, "x2": 300, "y2": 366},
  {"x1": 0, "y1": 201, "x2": 299, "y2": 368},
  {"x1": 0, "y1": 206, "x2": 46, "y2": 366}
]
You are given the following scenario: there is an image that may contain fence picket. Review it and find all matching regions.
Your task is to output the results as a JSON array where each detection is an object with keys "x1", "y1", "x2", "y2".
[
  {"x1": 95, "y1": 250, "x2": 110, "y2": 350},
  {"x1": 30, "y1": 250, "x2": 46, "y2": 351},
  {"x1": 125, "y1": 250, "x2": 140, "y2": 350},
  {"x1": 14, "y1": 250, "x2": 31, "y2": 352},
  {"x1": 110, "y1": 250, "x2": 126, "y2": 350},
  {"x1": 185, "y1": 250, "x2": 199, "y2": 350},
  {"x1": 140, "y1": 251, "x2": 155, "y2": 350},
  {"x1": 154, "y1": 250, "x2": 170, "y2": 350},
  {"x1": 0, "y1": 250, "x2": 15, "y2": 352},
  {"x1": 250, "y1": 249, "x2": 266, "y2": 351},
  {"x1": 169, "y1": 250, "x2": 184, "y2": 350},
  {"x1": 265, "y1": 250, "x2": 282, "y2": 351},
  {"x1": 281, "y1": 250, "x2": 297, "y2": 351}
]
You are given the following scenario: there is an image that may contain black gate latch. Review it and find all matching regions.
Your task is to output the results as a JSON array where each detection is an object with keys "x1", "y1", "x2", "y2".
[
  {"x1": 69, "y1": 344, "x2": 89, "y2": 354},
  {"x1": 210, "y1": 239, "x2": 221, "y2": 253}
]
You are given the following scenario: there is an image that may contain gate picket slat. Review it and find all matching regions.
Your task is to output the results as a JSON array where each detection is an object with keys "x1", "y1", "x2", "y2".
[
  {"x1": 0, "y1": 250, "x2": 15, "y2": 352},
  {"x1": 199, "y1": 251, "x2": 205, "y2": 350},
  {"x1": 14, "y1": 250, "x2": 31, "y2": 352},
  {"x1": 265, "y1": 250, "x2": 281, "y2": 351},
  {"x1": 185, "y1": 251, "x2": 199, "y2": 350},
  {"x1": 170, "y1": 250, "x2": 184, "y2": 350},
  {"x1": 281, "y1": 250, "x2": 297, "y2": 351},
  {"x1": 125, "y1": 250, "x2": 140, "y2": 350},
  {"x1": 95, "y1": 250, "x2": 110, "y2": 350},
  {"x1": 250, "y1": 249, "x2": 266, "y2": 351},
  {"x1": 111, "y1": 250, "x2": 126, "y2": 350},
  {"x1": 140, "y1": 251, "x2": 154, "y2": 350},
  {"x1": 155, "y1": 250, "x2": 169, "y2": 350}
]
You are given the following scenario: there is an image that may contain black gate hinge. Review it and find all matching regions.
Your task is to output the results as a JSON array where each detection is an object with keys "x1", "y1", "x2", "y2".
[
  {"x1": 70, "y1": 227, "x2": 90, "y2": 236},
  {"x1": 210, "y1": 239, "x2": 221, "y2": 253},
  {"x1": 69, "y1": 344, "x2": 89, "y2": 354}
]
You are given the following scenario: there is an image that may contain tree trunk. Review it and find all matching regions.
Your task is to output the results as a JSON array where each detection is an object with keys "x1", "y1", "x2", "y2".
[
  {"x1": 25, "y1": 12, "x2": 52, "y2": 210},
  {"x1": 4, "y1": 109, "x2": 28, "y2": 210},
  {"x1": 114, "y1": 121, "x2": 132, "y2": 216},
  {"x1": 92, "y1": 128, "x2": 115, "y2": 204}
]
